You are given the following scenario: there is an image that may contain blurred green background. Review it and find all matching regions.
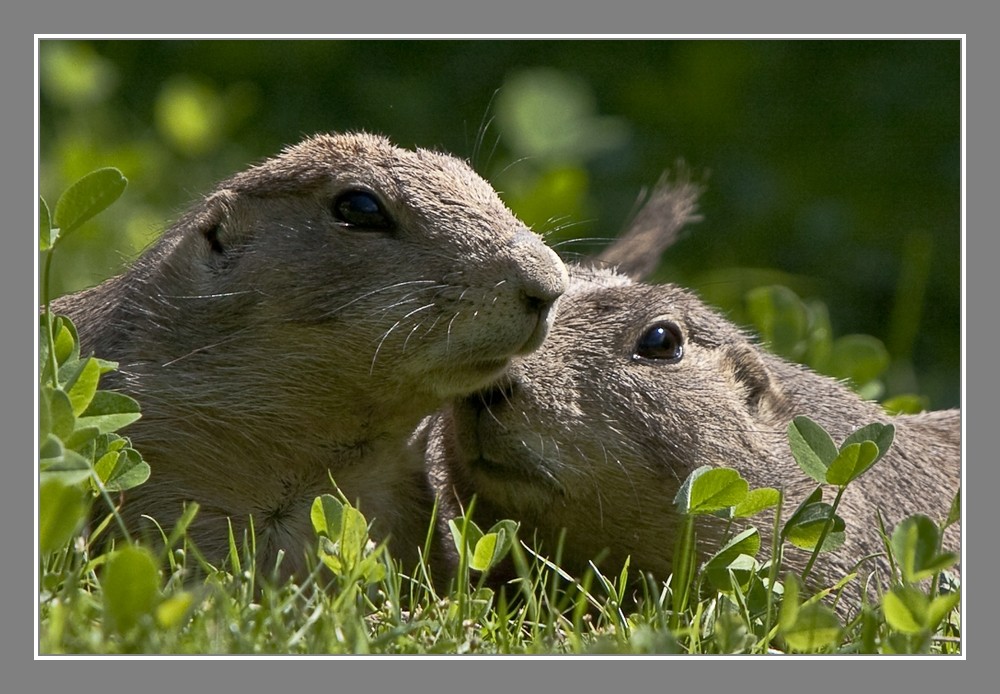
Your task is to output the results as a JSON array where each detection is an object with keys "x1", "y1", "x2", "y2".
[{"x1": 38, "y1": 39, "x2": 961, "y2": 409}]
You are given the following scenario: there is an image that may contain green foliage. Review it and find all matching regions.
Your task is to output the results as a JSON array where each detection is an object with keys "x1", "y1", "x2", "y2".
[
  {"x1": 745, "y1": 285, "x2": 923, "y2": 406},
  {"x1": 788, "y1": 416, "x2": 894, "y2": 488},
  {"x1": 38, "y1": 478, "x2": 89, "y2": 555},
  {"x1": 782, "y1": 488, "x2": 846, "y2": 554},
  {"x1": 38, "y1": 444, "x2": 961, "y2": 654},
  {"x1": 311, "y1": 493, "x2": 386, "y2": 585},
  {"x1": 883, "y1": 587, "x2": 961, "y2": 642},
  {"x1": 673, "y1": 466, "x2": 749, "y2": 516},
  {"x1": 653, "y1": 415, "x2": 960, "y2": 654},
  {"x1": 778, "y1": 574, "x2": 843, "y2": 653},
  {"x1": 39, "y1": 169, "x2": 150, "y2": 568},
  {"x1": 732, "y1": 487, "x2": 781, "y2": 519},
  {"x1": 703, "y1": 528, "x2": 761, "y2": 593},
  {"x1": 890, "y1": 515, "x2": 958, "y2": 584},
  {"x1": 456, "y1": 519, "x2": 519, "y2": 574},
  {"x1": 52, "y1": 167, "x2": 128, "y2": 240},
  {"x1": 102, "y1": 545, "x2": 162, "y2": 635}
]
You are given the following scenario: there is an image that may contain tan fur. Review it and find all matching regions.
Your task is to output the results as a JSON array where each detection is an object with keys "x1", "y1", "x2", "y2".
[
  {"x1": 426, "y1": 187, "x2": 960, "y2": 612},
  {"x1": 53, "y1": 132, "x2": 568, "y2": 579}
]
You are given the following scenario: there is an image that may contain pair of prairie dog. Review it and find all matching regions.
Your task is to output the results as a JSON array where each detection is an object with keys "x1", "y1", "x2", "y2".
[
  {"x1": 426, "y1": 179, "x2": 961, "y2": 607},
  {"x1": 54, "y1": 132, "x2": 960, "y2": 606}
]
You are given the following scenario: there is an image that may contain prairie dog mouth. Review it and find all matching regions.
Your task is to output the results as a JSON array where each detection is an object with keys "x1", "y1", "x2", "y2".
[
  {"x1": 454, "y1": 385, "x2": 565, "y2": 496},
  {"x1": 516, "y1": 295, "x2": 559, "y2": 355}
]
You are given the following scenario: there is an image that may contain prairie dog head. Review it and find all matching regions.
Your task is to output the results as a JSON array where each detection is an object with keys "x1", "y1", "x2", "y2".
[
  {"x1": 56, "y1": 131, "x2": 569, "y2": 575},
  {"x1": 121, "y1": 132, "x2": 568, "y2": 405},
  {"x1": 433, "y1": 264, "x2": 960, "y2": 590},
  {"x1": 437, "y1": 266, "x2": 787, "y2": 578}
]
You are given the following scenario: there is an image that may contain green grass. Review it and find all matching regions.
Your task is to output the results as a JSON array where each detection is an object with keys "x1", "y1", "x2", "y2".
[{"x1": 37, "y1": 483, "x2": 962, "y2": 655}]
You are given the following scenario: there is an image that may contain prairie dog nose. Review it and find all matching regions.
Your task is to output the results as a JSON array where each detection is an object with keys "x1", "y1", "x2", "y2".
[{"x1": 510, "y1": 229, "x2": 568, "y2": 310}]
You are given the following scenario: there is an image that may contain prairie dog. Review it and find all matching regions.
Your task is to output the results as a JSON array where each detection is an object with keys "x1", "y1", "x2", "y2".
[
  {"x1": 425, "y1": 186, "x2": 959, "y2": 607},
  {"x1": 53, "y1": 132, "x2": 568, "y2": 578}
]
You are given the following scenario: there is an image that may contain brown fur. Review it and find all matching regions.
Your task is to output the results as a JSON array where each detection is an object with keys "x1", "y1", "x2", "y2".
[
  {"x1": 425, "y1": 184, "x2": 960, "y2": 612},
  {"x1": 53, "y1": 132, "x2": 568, "y2": 579}
]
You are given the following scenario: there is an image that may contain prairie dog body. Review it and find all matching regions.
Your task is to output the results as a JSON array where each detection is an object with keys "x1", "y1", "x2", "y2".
[
  {"x1": 53, "y1": 132, "x2": 568, "y2": 578},
  {"x1": 426, "y1": 262, "x2": 960, "y2": 607}
]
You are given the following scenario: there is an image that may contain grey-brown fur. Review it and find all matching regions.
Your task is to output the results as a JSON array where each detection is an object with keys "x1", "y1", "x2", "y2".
[
  {"x1": 53, "y1": 132, "x2": 567, "y2": 579},
  {"x1": 425, "y1": 182, "x2": 960, "y2": 611}
]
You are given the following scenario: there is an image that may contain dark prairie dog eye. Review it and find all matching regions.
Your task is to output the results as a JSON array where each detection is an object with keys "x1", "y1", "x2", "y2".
[
  {"x1": 332, "y1": 189, "x2": 394, "y2": 229},
  {"x1": 633, "y1": 321, "x2": 684, "y2": 362}
]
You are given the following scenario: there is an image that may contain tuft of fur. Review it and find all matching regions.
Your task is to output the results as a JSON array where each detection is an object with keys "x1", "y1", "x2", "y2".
[
  {"x1": 53, "y1": 131, "x2": 568, "y2": 579},
  {"x1": 425, "y1": 182, "x2": 960, "y2": 613}
]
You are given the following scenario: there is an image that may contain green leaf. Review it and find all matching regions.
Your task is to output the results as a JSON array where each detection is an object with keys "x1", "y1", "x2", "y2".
[
  {"x1": 98, "y1": 448, "x2": 151, "y2": 493},
  {"x1": 733, "y1": 486, "x2": 781, "y2": 518},
  {"x1": 891, "y1": 515, "x2": 957, "y2": 583},
  {"x1": 926, "y1": 591, "x2": 962, "y2": 632},
  {"x1": 38, "y1": 432, "x2": 64, "y2": 466},
  {"x1": 356, "y1": 555, "x2": 387, "y2": 584},
  {"x1": 39, "y1": 196, "x2": 56, "y2": 251},
  {"x1": 468, "y1": 520, "x2": 519, "y2": 572},
  {"x1": 745, "y1": 285, "x2": 809, "y2": 361},
  {"x1": 448, "y1": 516, "x2": 485, "y2": 558},
  {"x1": 63, "y1": 425, "x2": 101, "y2": 454},
  {"x1": 486, "y1": 520, "x2": 518, "y2": 566},
  {"x1": 38, "y1": 318, "x2": 53, "y2": 382},
  {"x1": 883, "y1": 585, "x2": 928, "y2": 634},
  {"x1": 77, "y1": 390, "x2": 142, "y2": 434},
  {"x1": 40, "y1": 443, "x2": 91, "y2": 477},
  {"x1": 51, "y1": 314, "x2": 80, "y2": 366},
  {"x1": 470, "y1": 533, "x2": 499, "y2": 572},
  {"x1": 842, "y1": 422, "x2": 895, "y2": 465},
  {"x1": 94, "y1": 357, "x2": 119, "y2": 375},
  {"x1": 339, "y1": 504, "x2": 370, "y2": 567},
  {"x1": 781, "y1": 602, "x2": 843, "y2": 652},
  {"x1": 311, "y1": 494, "x2": 345, "y2": 539},
  {"x1": 784, "y1": 499, "x2": 846, "y2": 552},
  {"x1": 39, "y1": 477, "x2": 90, "y2": 554},
  {"x1": 65, "y1": 357, "x2": 101, "y2": 417},
  {"x1": 44, "y1": 387, "x2": 77, "y2": 441},
  {"x1": 705, "y1": 527, "x2": 761, "y2": 591},
  {"x1": 778, "y1": 572, "x2": 801, "y2": 631},
  {"x1": 787, "y1": 416, "x2": 838, "y2": 483},
  {"x1": 674, "y1": 466, "x2": 748, "y2": 516},
  {"x1": 155, "y1": 592, "x2": 194, "y2": 630},
  {"x1": 91, "y1": 432, "x2": 127, "y2": 460},
  {"x1": 827, "y1": 334, "x2": 890, "y2": 388},
  {"x1": 102, "y1": 545, "x2": 161, "y2": 635},
  {"x1": 313, "y1": 494, "x2": 373, "y2": 575},
  {"x1": 882, "y1": 394, "x2": 929, "y2": 415},
  {"x1": 53, "y1": 167, "x2": 127, "y2": 237},
  {"x1": 945, "y1": 488, "x2": 961, "y2": 529},
  {"x1": 825, "y1": 441, "x2": 880, "y2": 486},
  {"x1": 94, "y1": 450, "x2": 120, "y2": 485},
  {"x1": 57, "y1": 355, "x2": 92, "y2": 399},
  {"x1": 226, "y1": 518, "x2": 242, "y2": 575},
  {"x1": 802, "y1": 298, "x2": 833, "y2": 371},
  {"x1": 38, "y1": 386, "x2": 53, "y2": 446}
]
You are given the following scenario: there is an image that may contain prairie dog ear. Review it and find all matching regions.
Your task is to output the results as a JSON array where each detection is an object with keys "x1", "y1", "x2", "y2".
[
  {"x1": 724, "y1": 342, "x2": 777, "y2": 415},
  {"x1": 592, "y1": 170, "x2": 703, "y2": 281},
  {"x1": 189, "y1": 189, "x2": 239, "y2": 255}
]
